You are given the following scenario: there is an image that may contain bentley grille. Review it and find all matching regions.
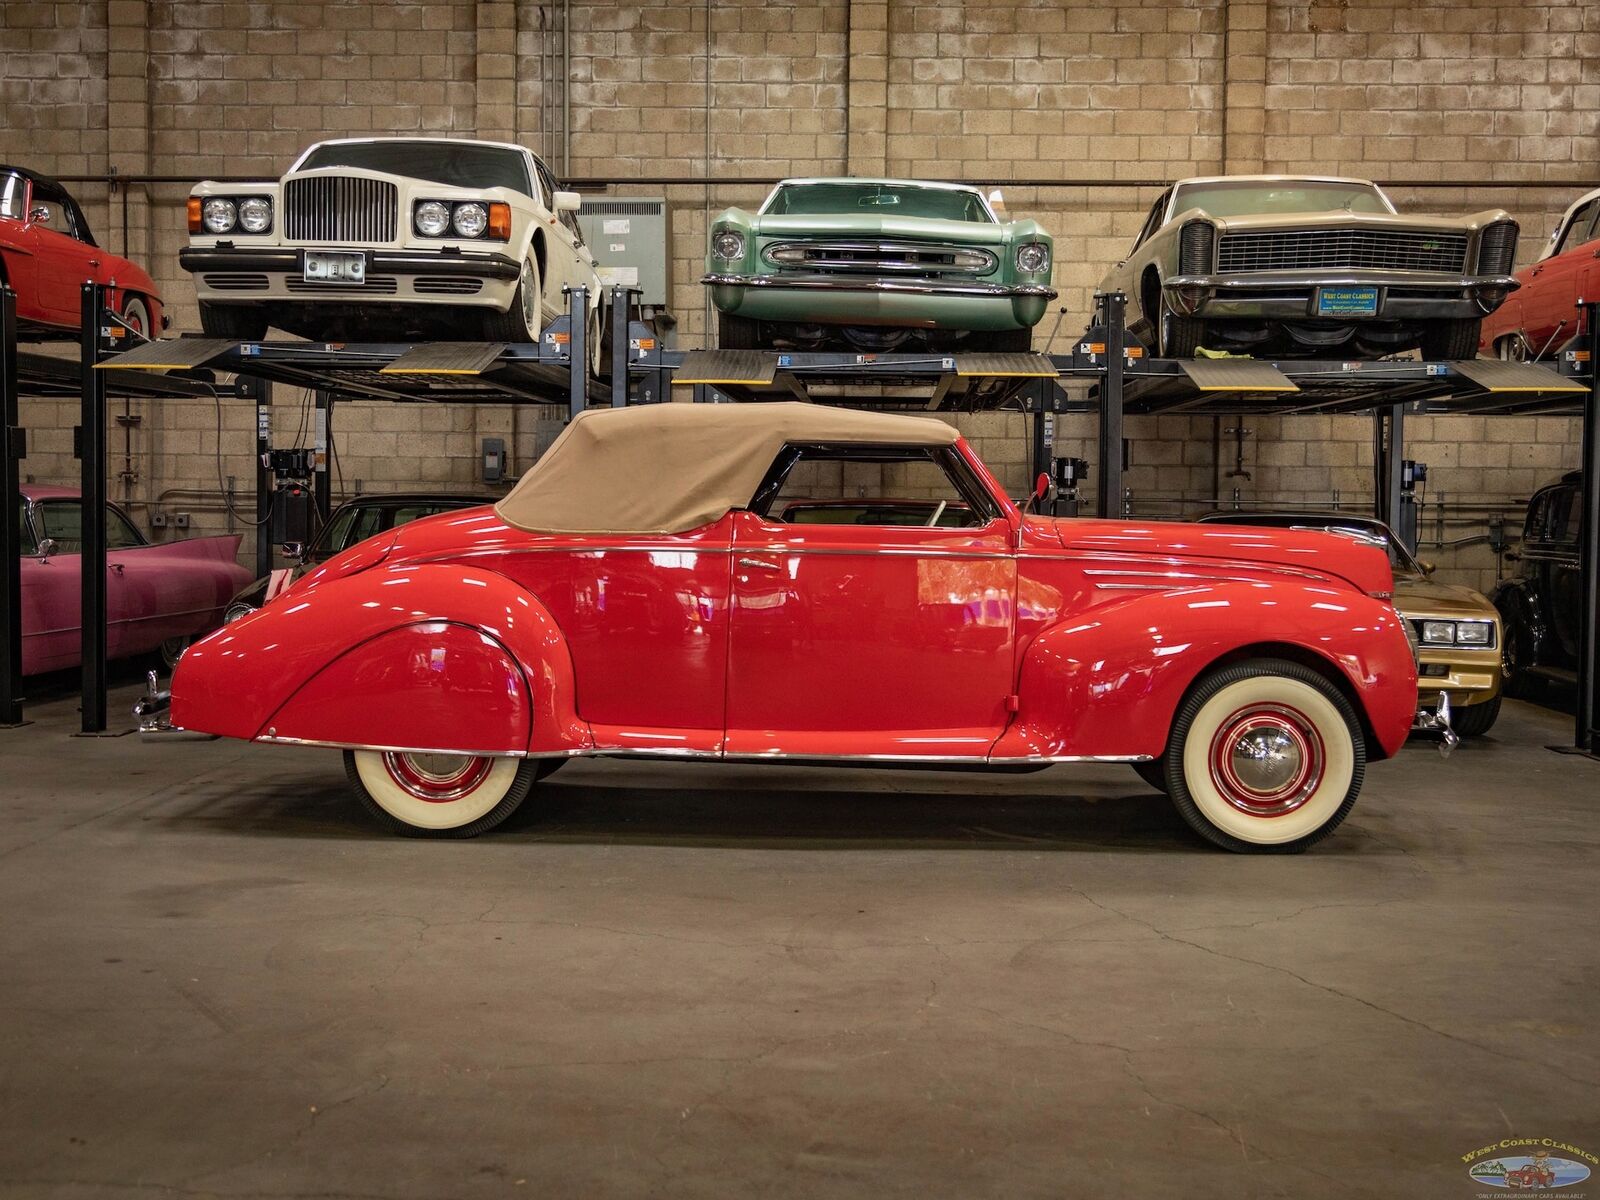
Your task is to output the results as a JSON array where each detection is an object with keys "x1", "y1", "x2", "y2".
[
  {"x1": 284, "y1": 176, "x2": 398, "y2": 243},
  {"x1": 1216, "y1": 229, "x2": 1470, "y2": 274},
  {"x1": 763, "y1": 241, "x2": 996, "y2": 276}
]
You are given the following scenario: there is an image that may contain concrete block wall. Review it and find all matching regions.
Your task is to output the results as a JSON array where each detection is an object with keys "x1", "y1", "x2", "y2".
[{"x1": 2, "y1": 0, "x2": 1596, "y2": 591}]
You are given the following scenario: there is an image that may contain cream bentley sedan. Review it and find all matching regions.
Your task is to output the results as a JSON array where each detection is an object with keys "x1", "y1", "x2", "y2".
[
  {"x1": 179, "y1": 137, "x2": 602, "y2": 357},
  {"x1": 1101, "y1": 175, "x2": 1519, "y2": 361}
]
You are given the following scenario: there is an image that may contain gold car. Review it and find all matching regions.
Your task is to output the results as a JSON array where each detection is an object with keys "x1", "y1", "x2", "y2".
[{"x1": 1197, "y1": 512, "x2": 1501, "y2": 737}]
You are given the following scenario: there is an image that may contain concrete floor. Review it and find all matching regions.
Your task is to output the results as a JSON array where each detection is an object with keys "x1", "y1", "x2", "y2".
[{"x1": 1, "y1": 678, "x2": 1597, "y2": 1200}]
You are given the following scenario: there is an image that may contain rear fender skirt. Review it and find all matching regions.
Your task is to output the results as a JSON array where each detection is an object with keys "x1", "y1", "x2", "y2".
[{"x1": 992, "y1": 580, "x2": 1417, "y2": 762}]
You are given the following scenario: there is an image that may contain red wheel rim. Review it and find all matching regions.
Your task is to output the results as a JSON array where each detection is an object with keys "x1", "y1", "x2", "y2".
[
  {"x1": 1207, "y1": 702, "x2": 1324, "y2": 817},
  {"x1": 382, "y1": 752, "x2": 493, "y2": 803}
]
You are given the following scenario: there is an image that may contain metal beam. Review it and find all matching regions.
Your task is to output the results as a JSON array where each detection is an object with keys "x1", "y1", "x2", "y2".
[
  {"x1": 314, "y1": 389, "x2": 332, "y2": 532},
  {"x1": 252, "y1": 378, "x2": 273, "y2": 579},
  {"x1": 0, "y1": 287, "x2": 23, "y2": 725},
  {"x1": 567, "y1": 284, "x2": 587, "y2": 422},
  {"x1": 609, "y1": 285, "x2": 636, "y2": 406},
  {"x1": 78, "y1": 283, "x2": 108, "y2": 734}
]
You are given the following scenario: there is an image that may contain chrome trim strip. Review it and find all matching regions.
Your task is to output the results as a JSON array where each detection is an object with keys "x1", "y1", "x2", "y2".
[
  {"x1": 987, "y1": 754, "x2": 1154, "y2": 764},
  {"x1": 433, "y1": 544, "x2": 1015, "y2": 564},
  {"x1": 701, "y1": 272, "x2": 1057, "y2": 300},
  {"x1": 762, "y1": 240, "x2": 998, "y2": 274},
  {"x1": 255, "y1": 734, "x2": 534, "y2": 757}
]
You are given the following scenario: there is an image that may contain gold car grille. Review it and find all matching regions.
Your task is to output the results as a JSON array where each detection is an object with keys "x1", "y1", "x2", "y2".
[
  {"x1": 1216, "y1": 230, "x2": 1470, "y2": 274},
  {"x1": 763, "y1": 241, "x2": 996, "y2": 275},
  {"x1": 284, "y1": 176, "x2": 398, "y2": 243}
]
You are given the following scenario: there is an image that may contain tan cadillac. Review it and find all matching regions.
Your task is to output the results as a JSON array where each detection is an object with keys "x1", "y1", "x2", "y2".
[
  {"x1": 1102, "y1": 176, "x2": 1520, "y2": 361},
  {"x1": 1197, "y1": 512, "x2": 1503, "y2": 737}
]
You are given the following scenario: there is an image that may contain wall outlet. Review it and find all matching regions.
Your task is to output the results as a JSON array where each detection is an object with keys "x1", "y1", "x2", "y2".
[
  {"x1": 173, "y1": 513, "x2": 190, "y2": 529},
  {"x1": 149, "y1": 511, "x2": 168, "y2": 528}
]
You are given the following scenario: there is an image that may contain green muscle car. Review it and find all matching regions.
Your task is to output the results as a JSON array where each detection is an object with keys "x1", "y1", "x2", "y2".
[{"x1": 702, "y1": 178, "x2": 1056, "y2": 353}]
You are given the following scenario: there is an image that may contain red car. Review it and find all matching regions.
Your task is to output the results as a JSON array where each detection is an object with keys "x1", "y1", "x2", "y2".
[
  {"x1": 18, "y1": 486, "x2": 250, "y2": 674},
  {"x1": 0, "y1": 165, "x2": 164, "y2": 338},
  {"x1": 1480, "y1": 184, "x2": 1599, "y2": 360},
  {"x1": 159, "y1": 404, "x2": 1418, "y2": 852}
]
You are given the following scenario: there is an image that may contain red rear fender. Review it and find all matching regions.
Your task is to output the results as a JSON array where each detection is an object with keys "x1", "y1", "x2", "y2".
[{"x1": 171, "y1": 563, "x2": 587, "y2": 753}]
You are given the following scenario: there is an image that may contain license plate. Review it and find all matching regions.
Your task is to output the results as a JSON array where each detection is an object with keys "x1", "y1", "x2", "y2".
[
  {"x1": 1316, "y1": 286, "x2": 1379, "y2": 317},
  {"x1": 302, "y1": 251, "x2": 366, "y2": 284}
]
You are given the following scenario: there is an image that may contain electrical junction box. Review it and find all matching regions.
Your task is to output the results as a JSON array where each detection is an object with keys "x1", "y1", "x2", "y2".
[{"x1": 577, "y1": 197, "x2": 670, "y2": 306}]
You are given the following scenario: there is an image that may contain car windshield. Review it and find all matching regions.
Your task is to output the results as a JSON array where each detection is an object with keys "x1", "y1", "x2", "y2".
[
  {"x1": 1173, "y1": 181, "x2": 1393, "y2": 218},
  {"x1": 297, "y1": 142, "x2": 532, "y2": 196},
  {"x1": 763, "y1": 183, "x2": 994, "y2": 223},
  {"x1": 1204, "y1": 514, "x2": 1423, "y2": 574}
]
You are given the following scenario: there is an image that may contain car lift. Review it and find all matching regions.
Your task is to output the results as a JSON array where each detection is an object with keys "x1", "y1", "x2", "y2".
[{"x1": 3, "y1": 284, "x2": 1597, "y2": 757}]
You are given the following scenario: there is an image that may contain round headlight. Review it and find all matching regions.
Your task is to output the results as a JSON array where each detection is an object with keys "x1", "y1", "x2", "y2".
[
  {"x1": 201, "y1": 197, "x2": 237, "y2": 234},
  {"x1": 237, "y1": 197, "x2": 272, "y2": 233},
  {"x1": 1016, "y1": 241, "x2": 1050, "y2": 273},
  {"x1": 452, "y1": 202, "x2": 488, "y2": 238},
  {"x1": 414, "y1": 200, "x2": 450, "y2": 237},
  {"x1": 712, "y1": 228, "x2": 745, "y2": 260}
]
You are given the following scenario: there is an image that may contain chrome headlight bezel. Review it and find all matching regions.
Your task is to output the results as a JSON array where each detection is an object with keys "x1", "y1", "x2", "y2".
[
  {"x1": 414, "y1": 200, "x2": 451, "y2": 237},
  {"x1": 1015, "y1": 241, "x2": 1050, "y2": 274},
  {"x1": 1415, "y1": 618, "x2": 1496, "y2": 648},
  {"x1": 201, "y1": 197, "x2": 238, "y2": 234},
  {"x1": 452, "y1": 201, "x2": 488, "y2": 239},
  {"x1": 236, "y1": 196, "x2": 273, "y2": 234},
  {"x1": 712, "y1": 228, "x2": 745, "y2": 261}
]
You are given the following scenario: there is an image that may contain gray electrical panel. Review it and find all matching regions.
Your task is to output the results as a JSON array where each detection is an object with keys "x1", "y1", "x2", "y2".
[{"x1": 576, "y1": 197, "x2": 671, "y2": 306}]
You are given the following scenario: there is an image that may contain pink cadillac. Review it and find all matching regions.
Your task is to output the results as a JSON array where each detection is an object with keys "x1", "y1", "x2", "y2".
[{"x1": 17, "y1": 486, "x2": 251, "y2": 674}]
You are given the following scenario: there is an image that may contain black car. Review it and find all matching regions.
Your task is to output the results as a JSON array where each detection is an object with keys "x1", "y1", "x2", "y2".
[
  {"x1": 224, "y1": 492, "x2": 496, "y2": 622},
  {"x1": 1493, "y1": 471, "x2": 1586, "y2": 693}
]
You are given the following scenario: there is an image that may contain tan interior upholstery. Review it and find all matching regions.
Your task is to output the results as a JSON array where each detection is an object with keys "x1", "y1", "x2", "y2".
[{"x1": 494, "y1": 402, "x2": 960, "y2": 534}]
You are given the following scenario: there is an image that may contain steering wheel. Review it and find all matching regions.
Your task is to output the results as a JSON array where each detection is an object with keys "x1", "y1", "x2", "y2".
[{"x1": 925, "y1": 500, "x2": 947, "y2": 527}]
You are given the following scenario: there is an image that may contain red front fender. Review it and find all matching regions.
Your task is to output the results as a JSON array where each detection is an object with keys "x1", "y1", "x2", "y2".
[
  {"x1": 991, "y1": 581, "x2": 1418, "y2": 762},
  {"x1": 171, "y1": 563, "x2": 589, "y2": 755}
]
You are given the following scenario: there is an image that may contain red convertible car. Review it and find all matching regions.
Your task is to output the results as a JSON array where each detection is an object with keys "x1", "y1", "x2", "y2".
[
  {"x1": 0, "y1": 166, "x2": 164, "y2": 338},
  {"x1": 1479, "y1": 184, "x2": 1599, "y2": 360},
  {"x1": 19, "y1": 486, "x2": 250, "y2": 674},
  {"x1": 156, "y1": 404, "x2": 1418, "y2": 852}
]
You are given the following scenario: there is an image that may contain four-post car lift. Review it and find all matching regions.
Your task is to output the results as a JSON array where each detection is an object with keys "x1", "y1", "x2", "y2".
[{"x1": 3, "y1": 283, "x2": 1597, "y2": 759}]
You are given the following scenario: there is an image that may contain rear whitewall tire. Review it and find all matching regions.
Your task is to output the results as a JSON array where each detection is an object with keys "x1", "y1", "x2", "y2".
[
  {"x1": 344, "y1": 750, "x2": 537, "y2": 838},
  {"x1": 1166, "y1": 659, "x2": 1365, "y2": 853}
]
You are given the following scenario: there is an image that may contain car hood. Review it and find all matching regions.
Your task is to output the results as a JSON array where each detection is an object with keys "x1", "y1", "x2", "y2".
[
  {"x1": 1392, "y1": 575, "x2": 1496, "y2": 619},
  {"x1": 749, "y1": 213, "x2": 1014, "y2": 244},
  {"x1": 1036, "y1": 517, "x2": 1394, "y2": 597}
]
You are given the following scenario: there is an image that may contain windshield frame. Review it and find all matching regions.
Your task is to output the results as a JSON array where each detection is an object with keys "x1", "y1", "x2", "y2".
[
  {"x1": 759, "y1": 182, "x2": 998, "y2": 224},
  {"x1": 291, "y1": 140, "x2": 534, "y2": 198},
  {"x1": 1169, "y1": 179, "x2": 1397, "y2": 221}
]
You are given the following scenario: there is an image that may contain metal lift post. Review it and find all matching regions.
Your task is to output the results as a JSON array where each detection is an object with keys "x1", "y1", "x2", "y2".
[
  {"x1": 609, "y1": 285, "x2": 640, "y2": 407},
  {"x1": 77, "y1": 283, "x2": 109, "y2": 734},
  {"x1": 567, "y1": 284, "x2": 587, "y2": 420},
  {"x1": 1096, "y1": 292, "x2": 1127, "y2": 518},
  {"x1": 1575, "y1": 300, "x2": 1600, "y2": 754},
  {"x1": 1, "y1": 287, "x2": 23, "y2": 725},
  {"x1": 248, "y1": 377, "x2": 273, "y2": 579},
  {"x1": 314, "y1": 389, "x2": 332, "y2": 529}
]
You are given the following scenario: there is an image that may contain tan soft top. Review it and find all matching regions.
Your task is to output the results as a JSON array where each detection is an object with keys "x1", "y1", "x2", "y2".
[{"x1": 494, "y1": 401, "x2": 961, "y2": 535}]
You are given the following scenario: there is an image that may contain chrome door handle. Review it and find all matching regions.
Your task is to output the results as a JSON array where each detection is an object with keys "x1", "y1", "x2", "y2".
[{"x1": 737, "y1": 556, "x2": 781, "y2": 571}]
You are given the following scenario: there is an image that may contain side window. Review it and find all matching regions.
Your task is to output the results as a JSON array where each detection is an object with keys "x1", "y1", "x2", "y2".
[
  {"x1": 30, "y1": 195, "x2": 71, "y2": 235},
  {"x1": 1524, "y1": 494, "x2": 1549, "y2": 543},
  {"x1": 106, "y1": 505, "x2": 144, "y2": 549},
  {"x1": 1132, "y1": 191, "x2": 1169, "y2": 250},
  {"x1": 1555, "y1": 200, "x2": 1600, "y2": 256},
  {"x1": 0, "y1": 174, "x2": 24, "y2": 221},
  {"x1": 749, "y1": 444, "x2": 1000, "y2": 529},
  {"x1": 348, "y1": 505, "x2": 386, "y2": 545},
  {"x1": 15, "y1": 498, "x2": 37, "y2": 555},
  {"x1": 35, "y1": 500, "x2": 84, "y2": 552},
  {"x1": 560, "y1": 206, "x2": 584, "y2": 245},
  {"x1": 531, "y1": 160, "x2": 557, "y2": 212},
  {"x1": 314, "y1": 505, "x2": 360, "y2": 558},
  {"x1": 1548, "y1": 487, "x2": 1580, "y2": 546},
  {"x1": 388, "y1": 503, "x2": 451, "y2": 527}
]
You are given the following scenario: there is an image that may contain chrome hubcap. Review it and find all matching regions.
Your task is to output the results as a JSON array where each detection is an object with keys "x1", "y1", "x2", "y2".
[
  {"x1": 520, "y1": 262, "x2": 537, "y2": 334},
  {"x1": 1208, "y1": 703, "x2": 1325, "y2": 817},
  {"x1": 382, "y1": 752, "x2": 493, "y2": 802}
]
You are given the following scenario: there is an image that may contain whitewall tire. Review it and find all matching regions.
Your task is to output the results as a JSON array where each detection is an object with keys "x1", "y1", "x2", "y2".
[
  {"x1": 344, "y1": 750, "x2": 538, "y2": 837},
  {"x1": 1163, "y1": 658, "x2": 1365, "y2": 853}
]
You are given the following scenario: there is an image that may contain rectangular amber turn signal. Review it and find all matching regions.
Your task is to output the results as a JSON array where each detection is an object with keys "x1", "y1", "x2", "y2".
[
  {"x1": 487, "y1": 202, "x2": 512, "y2": 241},
  {"x1": 186, "y1": 197, "x2": 202, "y2": 233}
]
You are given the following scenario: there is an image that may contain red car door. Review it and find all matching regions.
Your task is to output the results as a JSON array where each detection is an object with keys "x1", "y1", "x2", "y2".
[
  {"x1": 723, "y1": 445, "x2": 1018, "y2": 759},
  {"x1": 25, "y1": 182, "x2": 101, "y2": 324}
]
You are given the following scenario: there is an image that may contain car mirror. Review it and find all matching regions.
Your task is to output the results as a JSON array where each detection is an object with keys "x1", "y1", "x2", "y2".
[
  {"x1": 553, "y1": 190, "x2": 582, "y2": 214},
  {"x1": 36, "y1": 537, "x2": 57, "y2": 561},
  {"x1": 1418, "y1": 558, "x2": 1437, "y2": 575},
  {"x1": 29, "y1": 206, "x2": 50, "y2": 226},
  {"x1": 281, "y1": 541, "x2": 306, "y2": 564}
]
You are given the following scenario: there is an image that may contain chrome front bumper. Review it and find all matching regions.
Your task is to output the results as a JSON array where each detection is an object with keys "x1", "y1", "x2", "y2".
[
  {"x1": 134, "y1": 671, "x2": 217, "y2": 743},
  {"x1": 1412, "y1": 689, "x2": 1458, "y2": 757},
  {"x1": 1164, "y1": 271, "x2": 1518, "y2": 321},
  {"x1": 701, "y1": 272, "x2": 1058, "y2": 300}
]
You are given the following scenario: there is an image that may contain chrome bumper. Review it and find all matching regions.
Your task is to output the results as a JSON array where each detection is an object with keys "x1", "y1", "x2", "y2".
[
  {"x1": 134, "y1": 670, "x2": 217, "y2": 743},
  {"x1": 1412, "y1": 689, "x2": 1458, "y2": 757},
  {"x1": 701, "y1": 272, "x2": 1058, "y2": 300},
  {"x1": 1164, "y1": 271, "x2": 1518, "y2": 321}
]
